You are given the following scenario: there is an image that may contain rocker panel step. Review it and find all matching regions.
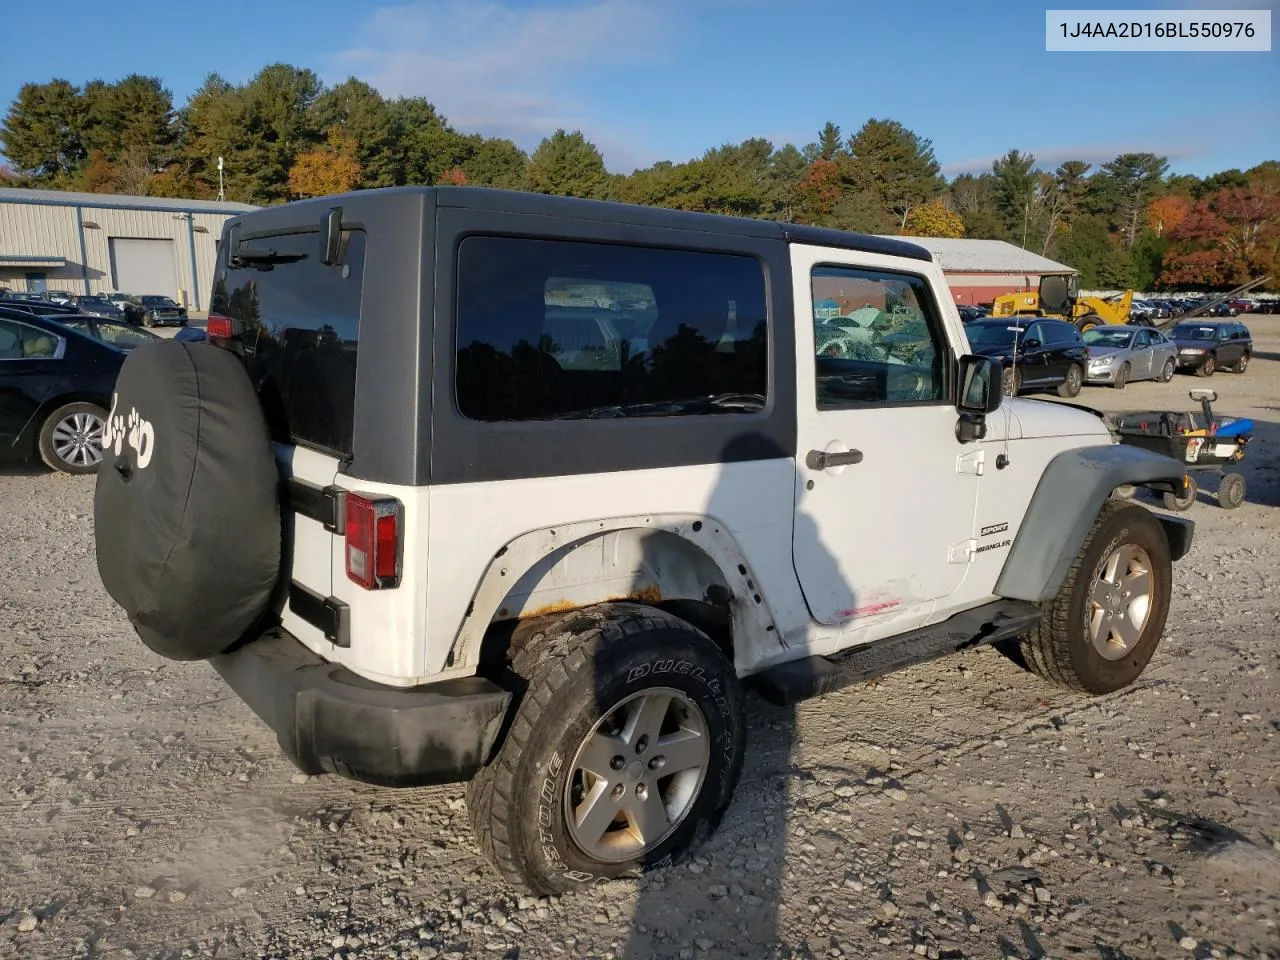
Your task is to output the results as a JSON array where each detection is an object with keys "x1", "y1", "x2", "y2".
[{"x1": 751, "y1": 599, "x2": 1042, "y2": 707}]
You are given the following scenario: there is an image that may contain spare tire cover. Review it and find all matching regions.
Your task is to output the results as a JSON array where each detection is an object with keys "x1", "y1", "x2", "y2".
[{"x1": 94, "y1": 340, "x2": 281, "y2": 660}]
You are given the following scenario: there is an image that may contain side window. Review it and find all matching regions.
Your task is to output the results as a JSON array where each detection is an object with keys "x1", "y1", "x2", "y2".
[
  {"x1": 1134, "y1": 330, "x2": 1150, "y2": 347},
  {"x1": 455, "y1": 237, "x2": 768, "y2": 422},
  {"x1": 1044, "y1": 322, "x2": 1074, "y2": 345},
  {"x1": 1024, "y1": 322, "x2": 1047, "y2": 345},
  {"x1": 810, "y1": 264, "x2": 948, "y2": 408},
  {"x1": 0, "y1": 319, "x2": 61, "y2": 360}
]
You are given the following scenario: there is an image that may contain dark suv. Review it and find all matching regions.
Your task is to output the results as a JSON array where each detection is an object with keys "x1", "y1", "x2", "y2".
[
  {"x1": 1167, "y1": 320, "x2": 1252, "y2": 376},
  {"x1": 964, "y1": 317, "x2": 1089, "y2": 397}
]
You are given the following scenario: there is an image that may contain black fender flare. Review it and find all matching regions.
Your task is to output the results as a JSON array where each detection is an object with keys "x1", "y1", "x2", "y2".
[{"x1": 995, "y1": 443, "x2": 1195, "y2": 603}]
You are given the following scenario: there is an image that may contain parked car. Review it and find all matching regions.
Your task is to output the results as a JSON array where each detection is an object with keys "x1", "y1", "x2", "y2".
[
  {"x1": 1082, "y1": 324, "x2": 1179, "y2": 388},
  {"x1": 1167, "y1": 319, "x2": 1253, "y2": 376},
  {"x1": 104, "y1": 293, "x2": 146, "y2": 325},
  {"x1": 955, "y1": 304, "x2": 987, "y2": 324},
  {"x1": 46, "y1": 290, "x2": 77, "y2": 305},
  {"x1": 964, "y1": 316, "x2": 1089, "y2": 397},
  {"x1": 134, "y1": 294, "x2": 188, "y2": 327},
  {"x1": 75, "y1": 295, "x2": 128, "y2": 321},
  {"x1": 45, "y1": 312, "x2": 161, "y2": 353},
  {"x1": 0, "y1": 298, "x2": 83, "y2": 317},
  {"x1": 92, "y1": 186, "x2": 1196, "y2": 897},
  {"x1": 0, "y1": 309, "x2": 126, "y2": 474}
]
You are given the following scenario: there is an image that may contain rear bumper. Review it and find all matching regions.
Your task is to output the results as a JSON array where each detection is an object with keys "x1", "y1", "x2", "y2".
[{"x1": 210, "y1": 627, "x2": 512, "y2": 787}]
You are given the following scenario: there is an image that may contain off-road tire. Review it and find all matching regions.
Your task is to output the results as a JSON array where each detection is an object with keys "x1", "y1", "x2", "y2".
[
  {"x1": 1057, "y1": 363, "x2": 1084, "y2": 398},
  {"x1": 38, "y1": 401, "x2": 107, "y2": 474},
  {"x1": 1234, "y1": 352, "x2": 1250, "y2": 374},
  {"x1": 1112, "y1": 363, "x2": 1129, "y2": 390},
  {"x1": 1218, "y1": 472, "x2": 1246, "y2": 509},
  {"x1": 467, "y1": 603, "x2": 745, "y2": 896},
  {"x1": 1196, "y1": 354, "x2": 1216, "y2": 377},
  {"x1": 1159, "y1": 357, "x2": 1176, "y2": 382},
  {"x1": 1162, "y1": 473, "x2": 1197, "y2": 511},
  {"x1": 1018, "y1": 501, "x2": 1172, "y2": 694}
]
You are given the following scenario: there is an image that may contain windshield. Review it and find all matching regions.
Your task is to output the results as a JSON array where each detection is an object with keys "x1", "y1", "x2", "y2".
[
  {"x1": 1170, "y1": 324, "x2": 1217, "y2": 340},
  {"x1": 965, "y1": 323, "x2": 1022, "y2": 348},
  {"x1": 1083, "y1": 328, "x2": 1134, "y2": 348}
]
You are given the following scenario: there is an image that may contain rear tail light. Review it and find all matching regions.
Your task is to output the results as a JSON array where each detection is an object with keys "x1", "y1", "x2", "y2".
[
  {"x1": 345, "y1": 493, "x2": 403, "y2": 590},
  {"x1": 206, "y1": 313, "x2": 234, "y2": 339}
]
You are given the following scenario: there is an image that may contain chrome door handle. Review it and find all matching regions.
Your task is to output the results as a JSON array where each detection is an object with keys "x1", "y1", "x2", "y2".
[{"x1": 806, "y1": 448, "x2": 863, "y2": 470}]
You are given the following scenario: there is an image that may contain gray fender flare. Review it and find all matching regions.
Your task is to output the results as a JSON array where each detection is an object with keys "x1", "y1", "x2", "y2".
[{"x1": 995, "y1": 443, "x2": 1195, "y2": 603}]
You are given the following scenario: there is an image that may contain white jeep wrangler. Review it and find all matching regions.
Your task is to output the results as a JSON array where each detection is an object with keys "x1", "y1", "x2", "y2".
[{"x1": 93, "y1": 187, "x2": 1195, "y2": 896}]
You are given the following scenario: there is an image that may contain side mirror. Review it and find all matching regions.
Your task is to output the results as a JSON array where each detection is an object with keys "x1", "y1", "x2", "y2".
[
  {"x1": 1021, "y1": 337, "x2": 1041, "y2": 350},
  {"x1": 957, "y1": 354, "x2": 1002, "y2": 415}
]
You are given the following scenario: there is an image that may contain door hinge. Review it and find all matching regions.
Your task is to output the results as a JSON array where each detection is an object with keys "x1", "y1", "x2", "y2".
[
  {"x1": 948, "y1": 538, "x2": 976, "y2": 564},
  {"x1": 956, "y1": 449, "x2": 985, "y2": 476}
]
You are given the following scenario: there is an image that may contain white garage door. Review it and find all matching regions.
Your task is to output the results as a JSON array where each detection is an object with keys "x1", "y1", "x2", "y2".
[{"x1": 109, "y1": 238, "x2": 177, "y2": 298}]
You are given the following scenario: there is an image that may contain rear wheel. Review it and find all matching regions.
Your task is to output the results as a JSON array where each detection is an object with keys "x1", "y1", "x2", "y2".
[
  {"x1": 467, "y1": 603, "x2": 745, "y2": 896},
  {"x1": 38, "y1": 402, "x2": 106, "y2": 474},
  {"x1": 1076, "y1": 314, "x2": 1100, "y2": 333},
  {"x1": 1159, "y1": 357, "x2": 1176, "y2": 382},
  {"x1": 1219, "y1": 472, "x2": 1246, "y2": 509},
  {"x1": 1162, "y1": 474, "x2": 1197, "y2": 511},
  {"x1": 1234, "y1": 352, "x2": 1250, "y2": 374},
  {"x1": 1112, "y1": 363, "x2": 1129, "y2": 390},
  {"x1": 1057, "y1": 364, "x2": 1084, "y2": 398},
  {"x1": 1018, "y1": 501, "x2": 1172, "y2": 694}
]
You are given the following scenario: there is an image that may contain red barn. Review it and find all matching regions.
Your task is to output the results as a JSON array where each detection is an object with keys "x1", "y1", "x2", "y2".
[{"x1": 884, "y1": 236, "x2": 1077, "y2": 307}]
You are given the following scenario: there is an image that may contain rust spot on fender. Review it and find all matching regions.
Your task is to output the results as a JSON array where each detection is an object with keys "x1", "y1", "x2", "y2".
[{"x1": 517, "y1": 586, "x2": 664, "y2": 621}]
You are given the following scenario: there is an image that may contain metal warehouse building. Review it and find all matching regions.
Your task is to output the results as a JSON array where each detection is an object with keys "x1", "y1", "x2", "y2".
[
  {"x1": 0, "y1": 187, "x2": 257, "y2": 312},
  {"x1": 884, "y1": 236, "x2": 1077, "y2": 306}
]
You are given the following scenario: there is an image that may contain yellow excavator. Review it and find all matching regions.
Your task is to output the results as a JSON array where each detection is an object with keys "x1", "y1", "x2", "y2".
[{"x1": 991, "y1": 273, "x2": 1133, "y2": 331}]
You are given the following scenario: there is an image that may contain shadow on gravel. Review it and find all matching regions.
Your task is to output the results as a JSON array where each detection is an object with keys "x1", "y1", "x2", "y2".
[{"x1": 601, "y1": 432, "x2": 849, "y2": 959}]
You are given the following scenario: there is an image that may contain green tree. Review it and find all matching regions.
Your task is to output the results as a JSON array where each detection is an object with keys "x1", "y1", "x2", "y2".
[
  {"x1": 1089, "y1": 152, "x2": 1169, "y2": 248},
  {"x1": 948, "y1": 173, "x2": 1005, "y2": 239},
  {"x1": 313, "y1": 78, "x2": 400, "y2": 188},
  {"x1": 1128, "y1": 230, "x2": 1168, "y2": 289},
  {"x1": 816, "y1": 122, "x2": 842, "y2": 161},
  {"x1": 1057, "y1": 213, "x2": 1128, "y2": 287},
  {"x1": 0, "y1": 79, "x2": 85, "y2": 182},
  {"x1": 845, "y1": 118, "x2": 945, "y2": 227},
  {"x1": 526, "y1": 129, "x2": 613, "y2": 199},
  {"x1": 991, "y1": 149, "x2": 1038, "y2": 245},
  {"x1": 465, "y1": 137, "x2": 528, "y2": 189}
]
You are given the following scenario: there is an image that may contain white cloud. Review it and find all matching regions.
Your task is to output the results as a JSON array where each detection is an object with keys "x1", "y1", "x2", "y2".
[{"x1": 331, "y1": 0, "x2": 678, "y2": 172}]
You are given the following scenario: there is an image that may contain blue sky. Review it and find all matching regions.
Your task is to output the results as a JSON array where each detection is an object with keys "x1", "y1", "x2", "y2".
[{"x1": 2, "y1": 0, "x2": 1277, "y2": 178}]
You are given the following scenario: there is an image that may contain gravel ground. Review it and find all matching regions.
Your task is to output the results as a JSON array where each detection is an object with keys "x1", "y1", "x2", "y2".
[{"x1": 1, "y1": 318, "x2": 1278, "y2": 960}]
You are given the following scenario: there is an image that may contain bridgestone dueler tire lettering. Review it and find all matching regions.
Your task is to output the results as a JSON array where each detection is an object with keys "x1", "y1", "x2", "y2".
[
  {"x1": 1018, "y1": 501, "x2": 1172, "y2": 695},
  {"x1": 93, "y1": 340, "x2": 281, "y2": 661},
  {"x1": 466, "y1": 603, "x2": 745, "y2": 896}
]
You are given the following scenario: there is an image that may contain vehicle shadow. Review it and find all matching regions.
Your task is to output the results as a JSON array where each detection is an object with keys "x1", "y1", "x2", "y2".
[{"x1": 603, "y1": 432, "x2": 848, "y2": 959}]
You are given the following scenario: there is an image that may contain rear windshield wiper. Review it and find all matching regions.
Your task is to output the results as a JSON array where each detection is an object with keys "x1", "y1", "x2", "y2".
[{"x1": 230, "y1": 248, "x2": 308, "y2": 266}]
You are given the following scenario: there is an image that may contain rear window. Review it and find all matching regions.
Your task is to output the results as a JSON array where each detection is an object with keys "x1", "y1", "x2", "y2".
[
  {"x1": 210, "y1": 229, "x2": 365, "y2": 457},
  {"x1": 455, "y1": 236, "x2": 768, "y2": 422}
]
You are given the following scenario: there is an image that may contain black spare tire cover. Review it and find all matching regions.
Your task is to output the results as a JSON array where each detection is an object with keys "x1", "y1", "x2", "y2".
[{"x1": 94, "y1": 339, "x2": 281, "y2": 660}]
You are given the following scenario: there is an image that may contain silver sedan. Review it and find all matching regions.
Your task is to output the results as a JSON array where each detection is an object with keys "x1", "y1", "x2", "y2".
[{"x1": 1083, "y1": 324, "x2": 1179, "y2": 389}]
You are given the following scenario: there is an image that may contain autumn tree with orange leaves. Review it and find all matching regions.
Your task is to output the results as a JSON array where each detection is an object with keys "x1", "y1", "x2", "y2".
[
  {"x1": 903, "y1": 199, "x2": 965, "y2": 238},
  {"x1": 1147, "y1": 194, "x2": 1191, "y2": 236},
  {"x1": 1159, "y1": 176, "x2": 1280, "y2": 287},
  {"x1": 288, "y1": 127, "x2": 362, "y2": 199}
]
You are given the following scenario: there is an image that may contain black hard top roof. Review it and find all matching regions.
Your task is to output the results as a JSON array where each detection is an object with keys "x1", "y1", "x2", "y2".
[{"x1": 247, "y1": 185, "x2": 934, "y2": 263}]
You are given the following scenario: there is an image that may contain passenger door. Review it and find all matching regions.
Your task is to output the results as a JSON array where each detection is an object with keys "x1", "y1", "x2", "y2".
[
  {"x1": 1131, "y1": 329, "x2": 1154, "y2": 379},
  {"x1": 0, "y1": 317, "x2": 64, "y2": 449},
  {"x1": 791, "y1": 247, "x2": 979, "y2": 635}
]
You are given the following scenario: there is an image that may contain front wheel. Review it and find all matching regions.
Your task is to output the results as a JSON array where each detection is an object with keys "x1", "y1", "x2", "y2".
[
  {"x1": 1196, "y1": 354, "x2": 1215, "y2": 377},
  {"x1": 1018, "y1": 501, "x2": 1172, "y2": 694},
  {"x1": 38, "y1": 402, "x2": 107, "y2": 474},
  {"x1": 1057, "y1": 364, "x2": 1084, "y2": 398},
  {"x1": 467, "y1": 604, "x2": 745, "y2": 896},
  {"x1": 1160, "y1": 357, "x2": 1176, "y2": 382},
  {"x1": 1002, "y1": 365, "x2": 1022, "y2": 397},
  {"x1": 1112, "y1": 363, "x2": 1129, "y2": 390}
]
